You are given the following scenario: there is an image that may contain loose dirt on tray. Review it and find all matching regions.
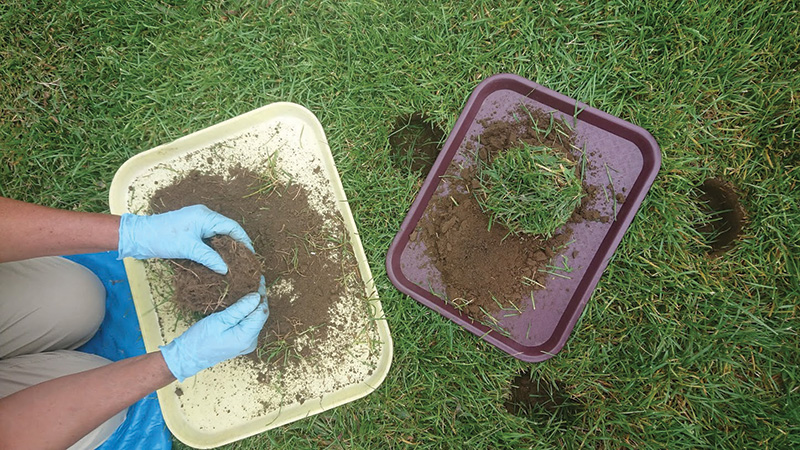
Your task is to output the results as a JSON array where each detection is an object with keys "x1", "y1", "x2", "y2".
[
  {"x1": 150, "y1": 166, "x2": 364, "y2": 368},
  {"x1": 413, "y1": 107, "x2": 607, "y2": 322}
]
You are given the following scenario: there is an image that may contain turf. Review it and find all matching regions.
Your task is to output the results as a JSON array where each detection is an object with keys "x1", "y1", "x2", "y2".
[
  {"x1": 2, "y1": 1, "x2": 798, "y2": 448},
  {"x1": 477, "y1": 142, "x2": 584, "y2": 238}
]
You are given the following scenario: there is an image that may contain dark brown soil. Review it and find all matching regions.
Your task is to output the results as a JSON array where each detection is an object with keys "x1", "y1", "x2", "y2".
[
  {"x1": 389, "y1": 113, "x2": 445, "y2": 174},
  {"x1": 414, "y1": 107, "x2": 606, "y2": 320},
  {"x1": 150, "y1": 166, "x2": 360, "y2": 367},
  {"x1": 170, "y1": 235, "x2": 263, "y2": 315},
  {"x1": 695, "y1": 177, "x2": 745, "y2": 254}
]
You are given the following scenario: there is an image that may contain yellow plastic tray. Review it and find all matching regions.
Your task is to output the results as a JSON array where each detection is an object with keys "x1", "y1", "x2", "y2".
[{"x1": 109, "y1": 102, "x2": 392, "y2": 448}]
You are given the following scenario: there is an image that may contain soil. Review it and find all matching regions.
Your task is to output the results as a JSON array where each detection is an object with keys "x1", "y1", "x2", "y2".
[
  {"x1": 170, "y1": 235, "x2": 263, "y2": 315},
  {"x1": 150, "y1": 166, "x2": 363, "y2": 366},
  {"x1": 695, "y1": 177, "x2": 745, "y2": 254},
  {"x1": 413, "y1": 107, "x2": 607, "y2": 322}
]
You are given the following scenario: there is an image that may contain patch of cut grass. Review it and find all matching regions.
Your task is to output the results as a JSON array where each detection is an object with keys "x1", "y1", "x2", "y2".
[{"x1": 477, "y1": 142, "x2": 583, "y2": 238}]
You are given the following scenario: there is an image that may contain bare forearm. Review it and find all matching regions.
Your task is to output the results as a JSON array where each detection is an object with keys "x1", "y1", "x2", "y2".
[
  {"x1": 0, "y1": 352, "x2": 175, "y2": 449},
  {"x1": 0, "y1": 197, "x2": 119, "y2": 262}
]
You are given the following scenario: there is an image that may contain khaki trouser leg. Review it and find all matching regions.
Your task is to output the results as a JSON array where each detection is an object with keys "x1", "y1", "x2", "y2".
[{"x1": 0, "y1": 256, "x2": 127, "y2": 450}]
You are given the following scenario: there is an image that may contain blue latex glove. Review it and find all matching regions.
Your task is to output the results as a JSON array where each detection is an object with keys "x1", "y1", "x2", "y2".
[
  {"x1": 118, "y1": 204, "x2": 254, "y2": 274},
  {"x1": 160, "y1": 276, "x2": 268, "y2": 382}
]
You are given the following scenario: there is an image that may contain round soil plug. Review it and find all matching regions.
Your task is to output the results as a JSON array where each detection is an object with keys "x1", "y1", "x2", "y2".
[
  {"x1": 171, "y1": 235, "x2": 263, "y2": 315},
  {"x1": 695, "y1": 178, "x2": 745, "y2": 255},
  {"x1": 388, "y1": 113, "x2": 445, "y2": 174}
]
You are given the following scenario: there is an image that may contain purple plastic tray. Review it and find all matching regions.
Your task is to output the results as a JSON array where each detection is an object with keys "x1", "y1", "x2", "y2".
[{"x1": 386, "y1": 74, "x2": 661, "y2": 362}]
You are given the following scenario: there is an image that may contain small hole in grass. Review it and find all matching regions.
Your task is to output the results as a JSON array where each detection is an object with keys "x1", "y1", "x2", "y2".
[
  {"x1": 694, "y1": 178, "x2": 745, "y2": 255},
  {"x1": 388, "y1": 113, "x2": 445, "y2": 175},
  {"x1": 505, "y1": 370, "x2": 577, "y2": 419}
]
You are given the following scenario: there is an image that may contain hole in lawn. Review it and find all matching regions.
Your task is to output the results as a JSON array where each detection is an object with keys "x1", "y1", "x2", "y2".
[
  {"x1": 505, "y1": 370, "x2": 577, "y2": 420},
  {"x1": 694, "y1": 177, "x2": 745, "y2": 254},
  {"x1": 388, "y1": 113, "x2": 445, "y2": 175}
]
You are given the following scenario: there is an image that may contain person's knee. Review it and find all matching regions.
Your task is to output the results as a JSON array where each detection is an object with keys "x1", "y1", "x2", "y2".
[
  {"x1": 0, "y1": 257, "x2": 106, "y2": 357},
  {"x1": 48, "y1": 260, "x2": 106, "y2": 346}
]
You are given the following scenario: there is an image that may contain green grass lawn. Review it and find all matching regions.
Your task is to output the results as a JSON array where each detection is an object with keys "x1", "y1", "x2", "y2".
[{"x1": 2, "y1": 1, "x2": 798, "y2": 448}]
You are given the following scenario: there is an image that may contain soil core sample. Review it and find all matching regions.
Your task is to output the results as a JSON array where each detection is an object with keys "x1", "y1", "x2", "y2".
[
  {"x1": 170, "y1": 235, "x2": 263, "y2": 315},
  {"x1": 414, "y1": 107, "x2": 607, "y2": 324}
]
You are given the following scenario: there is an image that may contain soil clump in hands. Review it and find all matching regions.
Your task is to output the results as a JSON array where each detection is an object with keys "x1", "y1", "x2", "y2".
[{"x1": 170, "y1": 235, "x2": 264, "y2": 315}]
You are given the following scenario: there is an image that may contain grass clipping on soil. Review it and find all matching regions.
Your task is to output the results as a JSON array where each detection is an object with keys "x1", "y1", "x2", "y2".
[{"x1": 415, "y1": 106, "x2": 605, "y2": 324}]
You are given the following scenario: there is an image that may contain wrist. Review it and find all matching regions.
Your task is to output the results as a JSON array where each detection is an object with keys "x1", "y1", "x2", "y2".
[
  {"x1": 149, "y1": 351, "x2": 177, "y2": 384},
  {"x1": 159, "y1": 339, "x2": 193, "y2": 382},
  {"x1": 117, "y1": 213, "x2": 146, "y2": 259}
]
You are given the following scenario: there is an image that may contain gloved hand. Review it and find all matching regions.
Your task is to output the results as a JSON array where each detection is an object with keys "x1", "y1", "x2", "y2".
[
  {"x1": 118, "y1": 204, "x2": 254, "y2": 274},
  {"x1": 160, "y1": 276, "x2": 268, "y2": 382}
]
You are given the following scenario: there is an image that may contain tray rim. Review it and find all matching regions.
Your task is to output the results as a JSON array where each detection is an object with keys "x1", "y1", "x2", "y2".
[{"x1": 386, "y1": 73, "x2": 660, "y2": 362}]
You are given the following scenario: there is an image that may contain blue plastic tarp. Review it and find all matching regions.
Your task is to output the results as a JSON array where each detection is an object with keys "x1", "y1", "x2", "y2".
[{"x1": 67, "y1": 251, "x2": 172, "y2": 450}]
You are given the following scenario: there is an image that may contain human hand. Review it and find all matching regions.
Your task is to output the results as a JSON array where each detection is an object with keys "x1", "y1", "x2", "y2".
[
  {"x1": 118, "y1": 204, "x2": 253, "y2": 274},
  {"x1": 160, "y1": 276, "x2": 268, "y2": 382}
]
